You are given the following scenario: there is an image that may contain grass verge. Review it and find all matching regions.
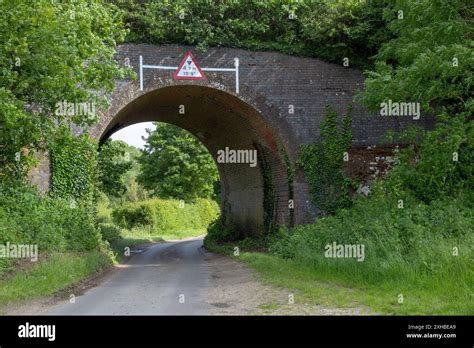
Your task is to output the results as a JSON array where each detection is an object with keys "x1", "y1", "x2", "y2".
[
  {"x1": 0, "y1": 251, "x2": 112, "y2": 314},
  {"x1": 204, "y1": 238, "x2": 473, "y2": 315},
  {"x1": 242, "y1": 252, "x2": 473, "y2": 315},
  {"x1": 0, "y1": 227, "x2": 207, "y2": 313}
]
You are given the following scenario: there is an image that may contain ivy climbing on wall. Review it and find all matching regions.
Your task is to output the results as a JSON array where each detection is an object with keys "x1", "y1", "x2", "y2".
[
  {"x1": 298, "y1": 104, "x2": 353, "y2": 216},
  {"x1": 49, "y1": 126, "x2": 98, "y2": 206},
  {"x1": 256, "y1": 144, "x2": 276, "y2": 236},
  {"x1": 281, "y1": 149, "x2": 295, "y2": 228}
]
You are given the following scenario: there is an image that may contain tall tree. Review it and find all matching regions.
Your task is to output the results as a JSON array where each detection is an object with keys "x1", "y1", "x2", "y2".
[
  {"x1": 358, "y1": 0, "x2": 472, "y2": 116},
  {"x1": 357, "y1": 0, "x2": 473, "y2": 201},
  {"x1": 138, "y1": 123, "x2": 219, "y2": 201},
  {"x1": 0, "y1": 0, "x2": 129, "y2": 178}
]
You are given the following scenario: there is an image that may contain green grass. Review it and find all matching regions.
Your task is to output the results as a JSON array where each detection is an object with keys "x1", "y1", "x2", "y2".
[
  {"x1": 216, "y1": 191, "x2": 472, "y2": 316},
  {"x1": 258, "y1": 302, "x2": 280, "y2": 310},
  {"x1": 0, "y1": 251, "x2": 112, "y2": 313},
  {"x1": 237, "y1": 252, "x2": 473, "y2": 315}
]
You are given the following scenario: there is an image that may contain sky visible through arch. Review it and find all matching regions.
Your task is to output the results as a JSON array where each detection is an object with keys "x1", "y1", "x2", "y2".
[{"x1": 110, "y1": 122, "x2": 155, "y2": 149}]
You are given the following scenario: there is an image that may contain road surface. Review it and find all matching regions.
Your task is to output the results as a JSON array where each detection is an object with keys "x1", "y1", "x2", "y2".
[
  {"x1": 47, "y1": 238, "x2": 212, "y2": 315},
  {"x1": 36, "y1": 237, "x2": 367, "y2": 316}
]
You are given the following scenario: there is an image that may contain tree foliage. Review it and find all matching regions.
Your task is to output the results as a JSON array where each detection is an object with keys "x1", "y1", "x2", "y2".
[
  {"x1": 357, "y1": 0, "x2": 473, "y2": 202},
  {"x1": 117, "y1": 0, "x2": 392, "y2": 69},
  {"x1": 0, "y1": 0, "x2": 129, "y2": 178},
  {"x1": 138, "y1": 123, "x2": 219, "y2": 201},
  {"x1": 97, "y1": 140, "x2": 133, "y2": 197},
  {"x1": 358, "y1": 0, "x2": 473, "y2": 116}
]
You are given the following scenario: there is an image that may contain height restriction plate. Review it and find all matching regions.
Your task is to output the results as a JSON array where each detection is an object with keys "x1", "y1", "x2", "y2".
[{"x1": 173, "y1": 51, "x2": 206, "y2": 80}]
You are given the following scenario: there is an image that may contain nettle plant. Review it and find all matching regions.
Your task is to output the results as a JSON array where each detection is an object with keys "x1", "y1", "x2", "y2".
[{"x1": 298, "y1": 104, "x2": 353, "y2": 216}]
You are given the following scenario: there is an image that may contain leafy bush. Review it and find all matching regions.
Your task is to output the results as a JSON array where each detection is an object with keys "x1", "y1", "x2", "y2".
[
  {"x1": 1, "y1": 179, "x2": 102, "y2": 251},
  {"x1": 119, "y1": 0, "x2": 392, "y2": 69},
  {"x1": 204, "y1": 218, "x2": 237, "y2": 243},
  {"x1": 203, "y1": 218, "x2": 270, "y2": 253},
  {"x1": 0, "y1": 178, "x2": 103, "y2": 275},
  {"x1": 112, "y1": 202, "x2": 154, "y2": 228},
  {"x1": 269, "y1": 188, "x2": 473, "y2": 285},
  {"x1": 382, "y1": 115, "x2": 473, "y2": 203},
  {"x1": 98, "y1": 223, "x2": 122, "y2": 243},
  {"x1": 112, "y1": 198, "x2": 219, "y2": 234},
  {"x1": 96, "y1": 191, "x2": 113, "y2": 224}
]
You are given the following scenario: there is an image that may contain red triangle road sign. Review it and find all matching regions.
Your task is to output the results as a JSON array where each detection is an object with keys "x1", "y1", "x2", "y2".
[{"x1": 173, "y1": 51, "x2": 206, "y2": 80}]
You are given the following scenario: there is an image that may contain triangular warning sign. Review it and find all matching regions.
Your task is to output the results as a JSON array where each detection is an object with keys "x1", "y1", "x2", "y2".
[{"x1": 173, "y1": 51, "x2": 206, "y2": 80}]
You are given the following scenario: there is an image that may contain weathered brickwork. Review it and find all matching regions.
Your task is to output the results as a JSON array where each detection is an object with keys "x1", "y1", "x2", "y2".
[
  {"x1": 32, "y1": 44, "x2": 435, "y2": 236},
  {"x1": 27, "y1": 151, "x2": 50, "y2": 194}
]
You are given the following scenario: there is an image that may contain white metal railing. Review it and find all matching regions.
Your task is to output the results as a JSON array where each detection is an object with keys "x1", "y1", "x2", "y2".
[{"x1": 139, "y1": 55, "x2": 240, "y2": 94}]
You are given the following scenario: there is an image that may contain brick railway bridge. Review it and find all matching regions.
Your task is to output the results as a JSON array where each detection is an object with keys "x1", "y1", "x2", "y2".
[{"x1": 31, "y1": 44, "x2": 432, "y2": 236}]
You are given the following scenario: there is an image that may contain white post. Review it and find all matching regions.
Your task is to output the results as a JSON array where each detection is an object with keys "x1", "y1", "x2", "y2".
[
  {"x1": 234, "y1": 57, "x2": 240, "y2": 94},
  {"x1": 139, "y1": 55, "x2": 144, "y2": 91}
]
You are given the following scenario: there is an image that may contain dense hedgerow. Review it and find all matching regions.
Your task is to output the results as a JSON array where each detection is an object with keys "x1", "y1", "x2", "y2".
[
  {"x1": 112, "y1": 198, "x2": 219, "y2": 234},
  {"x1": 269, "y1": 188, "x2": 473, "y2": 282},
  {"x1": 117, "y1": 0, "x2": 392, "y2": 69},
  {"x1": 98, "y1": 223, "x2": 122, "y2": 243},
  {"x1": 0, "y1": 179, "x2": 103, "y2": 275}
]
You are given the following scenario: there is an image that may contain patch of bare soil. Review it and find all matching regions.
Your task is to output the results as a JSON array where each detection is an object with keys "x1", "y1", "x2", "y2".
[{"x1": 204, "y1": 252, "x2": 372, "y2": 315}]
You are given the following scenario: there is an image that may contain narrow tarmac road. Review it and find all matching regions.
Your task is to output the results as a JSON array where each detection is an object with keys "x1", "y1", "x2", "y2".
[
  {"x1": 30, "y1": 236, "x2": 368, "y2": 316},
  {"x1": 48, "y1": 238, "x2": 211, "y2": 315}
]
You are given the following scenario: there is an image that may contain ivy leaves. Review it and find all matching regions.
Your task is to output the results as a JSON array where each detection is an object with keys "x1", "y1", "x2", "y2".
[
  {"x1": 50, "y1": 127, "x2": 98, "y2": 204},
  {"x1": 299, "y1": 105, "x2": 353, "y2": 216}
]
